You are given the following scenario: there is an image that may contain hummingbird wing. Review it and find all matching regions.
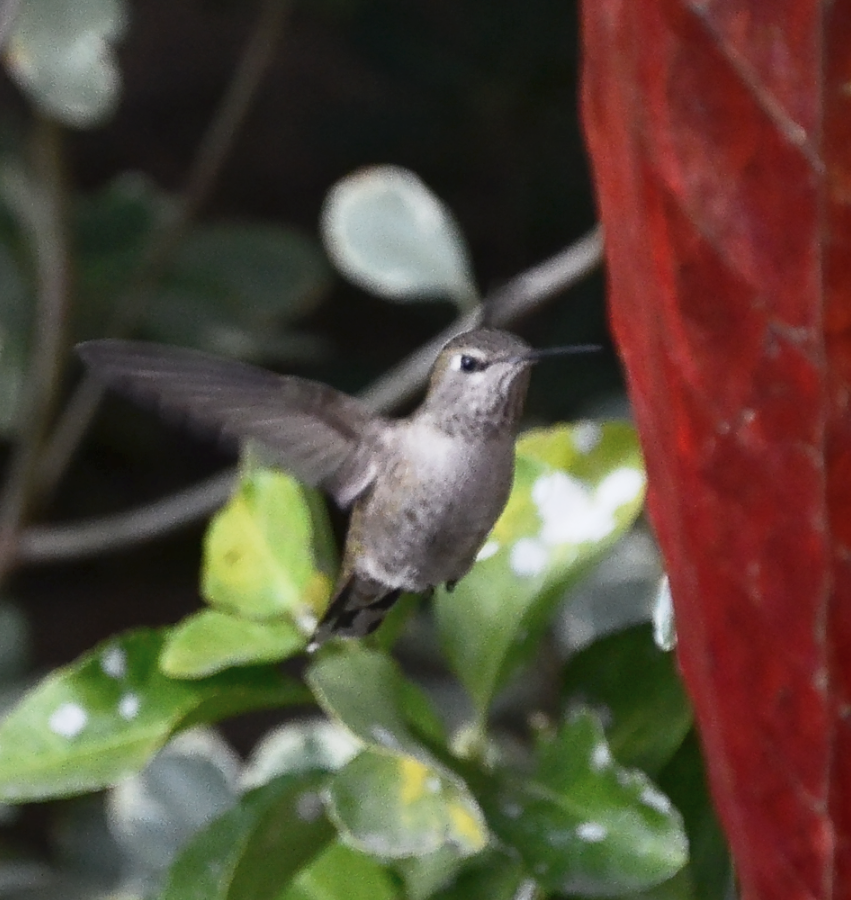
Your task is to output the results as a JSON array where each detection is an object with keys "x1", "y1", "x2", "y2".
[{"x1": 77, "y1": 340, "x2": 381, "y2": 507}]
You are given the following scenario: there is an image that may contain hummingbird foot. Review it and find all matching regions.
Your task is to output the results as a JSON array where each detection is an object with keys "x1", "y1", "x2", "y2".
[{"x1": 445, "y1": 579, "x2": 458, "y2": 593}]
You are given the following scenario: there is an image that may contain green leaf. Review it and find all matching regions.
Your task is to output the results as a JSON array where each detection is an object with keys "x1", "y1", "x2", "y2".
[
  {"x1": 307, "y1": 648, "x2": 487, "y2": 858},
  {"x1": 561, "y1": 624, "x2": 692, "y2": 776},
  {"x1": 172, "y1": 223, "x2": 330, "y2": 321},
  {"x1": 279, "y1": 841, "x2": 399, "y2": 900},
  {"x1": 75, "y1": 174, "x2": 162, "y2": 264},
  {"x1": 306, "y1": 647, "x2": 445, "y2": 755},
  {"x1": 159, "y1": 771, "x2": 335, "y2": 900},
  {"x1": 242, "y1": 720, "x2": 360, "y2": 789},
  {"x1": 429, "y1": 850, "x2": 527, "y2": 900},
  {"x1": 436, "y1": 421, "x2": 646, "y2": 716},
  {"x1": 321, "y1": 166, "x2": 479, "y2": 310},
  {"x1": 4, "y1": 0, "x2": 127, "y2": 127},
  {"x1": 621, "y1": 869, "x2": 695, "y2": 900},
  {"x1": 202, "y1": 468, "x2": 336, "y2": 627},
  {"x1": 74, "y1": 175, "x2": 164, "y2": 331},
  {"x1": 161, "y1": 610, "x2": 306, "y2": 678},
  {"x1": 328, "y1": 749, "x2": 487, "y2": 858},
  {"x1": 146, "y1": 223, "x2": 330, "y2": 359},
  {"x1": 394, "y1": 845, "x2": 470, "y2": 900},
  {"x1": 0, "y1": 629, "x2": 307, "y2": 802},
  {"x1": 108, "y1": 729, "x2": 240, "y2": 875},
  {"x1": 658, "y1": 733, "x2": 732, "y2": 900},
  {"x1": 477, "y1": 710, "x2": 687, "y2": 896}
]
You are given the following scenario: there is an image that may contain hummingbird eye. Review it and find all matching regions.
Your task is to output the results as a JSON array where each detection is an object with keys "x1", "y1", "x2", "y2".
[{"x1": 457, "y1": 354, "x2": 486, "y2": 373}]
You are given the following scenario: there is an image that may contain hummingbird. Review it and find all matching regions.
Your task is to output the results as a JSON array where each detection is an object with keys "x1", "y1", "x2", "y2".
[{"x1": 77, "y1": 329, "x2": 595, "y2": 649}]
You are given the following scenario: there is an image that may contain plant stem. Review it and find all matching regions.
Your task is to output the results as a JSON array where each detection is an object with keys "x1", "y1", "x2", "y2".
[
  {"x1": 35, "y1": 0, "x2": 292, "y2": 499},
  {"x1": 16, "y1": 226, "x2": 604, "y2": 564},
  {"x1": 0, "y1": 118, "x2": 71, "y2": 579}
]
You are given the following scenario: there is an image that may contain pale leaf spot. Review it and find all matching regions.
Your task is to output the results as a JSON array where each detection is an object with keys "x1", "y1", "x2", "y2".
[
  {"x1": 576, "y1": 821, "x2": 607, "y2": 842},
  {"x1": 100, "y1": 646, "x2": 126, "y2": 679},
  {"x1": 591, "y1": 741, "x2": 612, "y2": 771},
  {"x1": 572, "y1": 421, "x2": 603, "y2": 453},
  {"x1": 532, "y1": 472, "x2": 614, "y2": 544},
  {"x1": 297, "y1": 790, "x2": 323, "y2": 822},
  {"x1": 595, "y1": 467, "x2": 645, "y2": 512},
  {"x1": 641, "y1": 786, "x2": 673, "y2": 815},
  {"x1": 49, "y1": 703, "x2": 87, "y2": 738},
  {"x1": 510, "y1": 538, "x2": 548, "y2": 577},
  {"x1": 118, "y1": 693, "x2": 140, "y2": 720}
]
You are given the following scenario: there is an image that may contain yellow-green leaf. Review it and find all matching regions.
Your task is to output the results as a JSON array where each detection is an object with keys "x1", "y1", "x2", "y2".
[
  {"x1": 308, "y1": 648, "x2": 484, "y2": 859},
  {"x1": 327, "y1": 750, "x2": 487, "y2": 858},
  {"x1": 202, "y1": 468, "x2": 336, "y2": 625},
  {"x1": 161, "y1": 610, "x2": 306, "y2": 678}
]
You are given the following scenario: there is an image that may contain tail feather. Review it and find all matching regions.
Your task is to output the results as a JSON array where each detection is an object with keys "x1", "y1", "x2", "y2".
[{"x1": 308, "y1": 576, "x2": 401, "y2": 651}]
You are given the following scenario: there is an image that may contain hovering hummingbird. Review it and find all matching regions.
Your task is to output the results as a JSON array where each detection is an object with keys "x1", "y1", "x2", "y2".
[{"x1": 78, "y1": 329, "x2": 595, "y2": 649}]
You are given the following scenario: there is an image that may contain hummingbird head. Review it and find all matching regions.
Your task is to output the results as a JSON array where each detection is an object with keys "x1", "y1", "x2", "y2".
[{"x1": 420, "y1": 328, "x2": 535, "y2": 436}]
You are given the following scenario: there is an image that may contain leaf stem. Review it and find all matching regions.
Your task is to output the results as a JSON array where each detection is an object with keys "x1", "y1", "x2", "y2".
[
  {"x1": 34, "y1": 0, "x2": 293, "y2": 498},
  {"x1": 0, "y1": 118, "x2": 71, "y2": 579},
  {"x1": 15, "y1": 226, "x2": 604, "y2": 564}
]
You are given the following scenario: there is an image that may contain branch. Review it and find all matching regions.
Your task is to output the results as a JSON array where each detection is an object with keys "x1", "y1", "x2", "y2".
[
  {"x1": 361, "y1": 224, "x2": 604, "y2": 411},
  {"x1": 15, "y1": 225, "x2": 604, "y2": 564},
  {"x1": 20, "y1": 471, "x2": 236, "y2": 563},
  {"x1": 0, "y1": 119, "x2": 71, "y2": 578},
  {"x1": 35, "y1": 0, "x2": 292, "y2": 498}
]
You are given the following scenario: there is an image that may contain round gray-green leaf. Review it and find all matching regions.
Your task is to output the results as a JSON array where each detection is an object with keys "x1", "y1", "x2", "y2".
[
  {"x1": 321, "y1": 166, "x2": 479, "y2": 309},
  {"x1": 306, "y1": 647, "x2": 446, "y2": 755},
  {"x1": 4, "y1": 0, "x2": 127, "y2": 127},
  {"x1": 308, "y1": 649, "x2": 485, "y2": 859},
  {"x1": 327, "y1": 749, "x2": 487, "y2": 859},
  {"x1": 107, "y1": 729, "x2": 241, "y2": 876},
  {"x1": 241, "y1": 719, "x2": 360, "y2": 789}
]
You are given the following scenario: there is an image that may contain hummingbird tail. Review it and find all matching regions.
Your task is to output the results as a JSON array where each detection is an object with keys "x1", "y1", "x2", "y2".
[{"x1": 308, "y1": 577, "x2": 401, "y2": 651}]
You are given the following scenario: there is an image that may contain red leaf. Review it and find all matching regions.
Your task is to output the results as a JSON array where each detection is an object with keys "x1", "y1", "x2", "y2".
[{"x1": 580, "y1": 4, "x2": 851, "y2": 900}]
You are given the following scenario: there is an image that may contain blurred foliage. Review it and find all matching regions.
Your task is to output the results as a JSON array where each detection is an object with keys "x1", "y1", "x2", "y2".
[
  {"x1": 321, "y1": 165, "x2": 479, "y2": 311},
  {"x1": 0, "y1": 1, "x2": 729, "y2": 897},
  {"x1": 0, "y1": 427, "x2": 714, "y2": 898},
  {"x1": 4, "y1": 0, "x2": 127, "y2": 127}
]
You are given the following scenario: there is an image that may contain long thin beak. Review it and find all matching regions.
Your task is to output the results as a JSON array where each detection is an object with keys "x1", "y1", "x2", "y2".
[{"x1": 518, "y1": 344, "x2": 602, "y2": 363}]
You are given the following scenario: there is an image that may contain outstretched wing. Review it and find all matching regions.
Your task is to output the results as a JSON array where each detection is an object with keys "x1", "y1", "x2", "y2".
[{"x1": 77, "y1": 339, "x2": 381, "y2": 507}]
